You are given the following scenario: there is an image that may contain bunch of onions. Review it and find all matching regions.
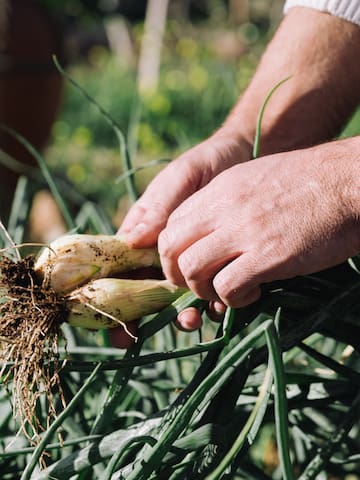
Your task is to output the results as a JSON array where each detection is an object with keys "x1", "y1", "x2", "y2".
[
  {"x1": 34, "y1": 233, "x2": 187, "y2": 329},
  {"x1": 0, "y1": 233, "x2": 187, "y2": 443}
]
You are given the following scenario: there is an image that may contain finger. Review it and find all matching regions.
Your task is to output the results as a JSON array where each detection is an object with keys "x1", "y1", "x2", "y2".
[
  {"x1": 118, "y1": 201, "x2": 169, "y2": 248},
  {"x1": 175, "y1": 230, "x2": 241, "y2": 299},
  {"x1": 213, "y1": 253, "x2": 264, "y2": 307},
  {"x1": 118, "y1": 203, "x2": 147, "y2": 237},
  {"x1": 118, "y1": 160, "x2": 203, "y2": 247},
  {"x1": 175, "y1": 307, "x2": 203, "y2": 331},
  {"x1": 240, "y1": 286, "x2": 262, "y2": 306},
  {"x1": 158, "y1": 216, "x2": 215, "y2": 287},
  {"x1": 206, "y1": 300, "x2": 227, "y2": 322},
  {"x1": 108, "y1": 320, "x2": 138, "y2": 349}
]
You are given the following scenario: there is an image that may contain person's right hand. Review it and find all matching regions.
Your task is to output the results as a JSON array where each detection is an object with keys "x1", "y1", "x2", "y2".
[
  {"x1": 118, "y1": 132, "x2": 252, "y2": 248},
  {"x1": 110, "y1": 133, "x2": 251, "y2": 348}
]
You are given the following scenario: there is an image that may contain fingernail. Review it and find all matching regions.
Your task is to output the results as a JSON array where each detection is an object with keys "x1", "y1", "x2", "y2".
[
  {"x1": 212, "y1": 300, "x2": 226, "y2": 315},
  {"x1": 131, "y1": 222, "x2": 147, "y2": 236},
  {"x1": 117, "y1": 227, "x2": 129, "y2": 235},
  {"x1": 176, "y1": 309, "x2": 203, "y2": 331},
  {"x1": 124, "y1": 223, "x2": 148, "y2": 243}
]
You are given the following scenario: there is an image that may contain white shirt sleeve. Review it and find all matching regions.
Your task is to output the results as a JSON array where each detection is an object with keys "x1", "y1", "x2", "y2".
[{"x1": 283, "y1": 0, "x2": 360, "y2": 26}]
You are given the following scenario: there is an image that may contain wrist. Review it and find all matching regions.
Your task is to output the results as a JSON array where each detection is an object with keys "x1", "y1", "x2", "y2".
[
  {"x1": 340, "y1": 137, "x2": 360, "y2": 230},
  {"x1": 314, "y1": 137, "x2": 360, "y2": 255},
  {"x1": 210, "y1": 127, "x2": 253, "y2": 164}
]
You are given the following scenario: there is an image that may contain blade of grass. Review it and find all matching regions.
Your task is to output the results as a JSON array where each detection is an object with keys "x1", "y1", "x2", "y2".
[
  {"x1": 298, "y1": 390, "x2": 360, "y2": 480},
  {"x1": 0, "y1": 147, "x2": 39, "y2": 178},
  {"x1": 125, "y1": 320, "x2": 273, "y2": 480},
  {"x1": 159, "y1": 323, "x2": 184, "y2": 388},
  {"x1": 7, "y1": 176, "x2": 30, "y2": 245},
  {"x1": 32, "y1": 417, "x2": 162, "y2": 480},
  {"x1": 252, "y1": 76, "x2": 291, "y2": 159},
  {"x1": 75, "y1": 201, "x2": 115, "y2": 235},
  {"x1": 0, "y1": 302, "x2": 233, "y2": 381},
  {"x1": 265, "y1": 319, "x2": 295, "y2": 480},
  {"x1": 0, "y1": 435, "x2": 102, "y2": 458},
  {"x1": 38, "y1": 422, "x2": 223, "y2": 480},
  {"x1": 331, "y1": 453, "x2": 360, "y2": 465},
  {"x1": 103, "y1": 436, "x2": 157, "y2": 480},
  {"x1": 90, "y1": 293, "x2": 204, "y2": 435},
  {"x1": 299, "y1": 342, "x2": 360, "y2": 385},
  {"x1": 127, "y1": 94, "x2": 143, "y2": 163},
  {"x1": 0, "y1": 124, "x2": 75, "y2": 230},
  {"x1": 115, "y1": 158, "x2": 170, "y2": 184},
  {"x1": 1, "y1": 335, "x2": 239, "y2": 375},
  {"x1": 205, "y1": 367, "x2": 273, "y2": 480},
  {"x1": 348, "y1": 255, "x2": 360, "y2": 275},
  {"x1": 20, "y1": 363, "x2": 101, "y2": 480},
  {"x1": 53, "y1": 56, "x2": 138, "y2": 203},
  {"x1": 0, "y1": 218, "x2": 20, "y2": 260}
]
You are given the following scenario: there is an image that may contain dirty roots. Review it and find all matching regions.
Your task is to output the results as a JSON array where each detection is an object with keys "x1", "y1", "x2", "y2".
[{"x1": 0, "y1": 255, "x2": 68, "y2": 443}]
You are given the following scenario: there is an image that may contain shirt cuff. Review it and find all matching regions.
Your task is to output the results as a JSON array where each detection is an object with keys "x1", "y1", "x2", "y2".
[{"x1": 283, "y1": 0, "x2": 360, "y2": 26}]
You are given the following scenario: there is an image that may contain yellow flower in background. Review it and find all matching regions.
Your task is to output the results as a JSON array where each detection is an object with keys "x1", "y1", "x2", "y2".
[
  {"x1": 164, "y1": 69, "x2": 187, "y2": 91},
  {"x1": 67, "y1": 163, "x2": 86, "y2": 185},
  {"x1": 188, "y1": 65, "x2": 209, "y2": 91},
  {"x1": 176, "y1": 37, "x2": 198, "y2": 59},
  {"x1": 72, "y1": 126, "x2": 93, "y2": 147},
  {"x1": 145, "y1": 92, "x2": 171, "y2": 116},
  {"x1": 138, "y1": 122, "x2": 164, "y2": 154}
]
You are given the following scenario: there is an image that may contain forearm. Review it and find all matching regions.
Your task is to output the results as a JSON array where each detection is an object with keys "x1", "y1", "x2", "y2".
[{"x1": 219, "y1": 7, "x2": 360, "y2": 156}]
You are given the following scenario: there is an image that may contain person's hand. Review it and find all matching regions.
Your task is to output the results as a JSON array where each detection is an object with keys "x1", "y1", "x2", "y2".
[
  {"x1": 110, "y1": 134, "x2": 250, "y2": 347},
  {"x1": 118, "y1": 132, "x2": 252, "y2": 247},
  {"x1": 158, "y1": 138, "x2": 360, "y2": 310},
  {"x1": 110, "y1": 133, "x2": 251, "y2": 348}
]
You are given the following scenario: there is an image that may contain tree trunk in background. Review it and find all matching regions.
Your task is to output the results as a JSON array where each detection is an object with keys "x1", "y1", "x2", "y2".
[
  {"x1": 229, "y1": 0, "x2": 249, "y2": 25},
  {"x1": 137, "y1": 0, "x2": 169, "y2": 94},
  {"x1": 104, "y1": 16, "x2": 135, "y2": 68}
]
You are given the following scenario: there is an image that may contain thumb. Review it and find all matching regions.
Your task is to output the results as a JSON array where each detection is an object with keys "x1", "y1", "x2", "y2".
[
  {"x1": 118, "y1": 202, "x2": 166, "y2": 248},
  {"x1": 118, "y1": 161, "x2": 204, "y2": 247}
]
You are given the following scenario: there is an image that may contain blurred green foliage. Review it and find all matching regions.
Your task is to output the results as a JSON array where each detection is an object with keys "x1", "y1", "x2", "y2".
[
  {"x1": 47, "y1": 19, "x2": 262, "y2": 216},
  {"x1": 53, "y1": 46, "x2": 257, "y2": 152}
]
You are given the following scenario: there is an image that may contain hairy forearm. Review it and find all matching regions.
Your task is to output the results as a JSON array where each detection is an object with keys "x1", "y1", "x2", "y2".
[{"x1": 219, "y1": 7, "x2": 360, "y2": 155}]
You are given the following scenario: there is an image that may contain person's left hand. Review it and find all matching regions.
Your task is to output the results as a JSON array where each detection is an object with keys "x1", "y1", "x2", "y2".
[{"x1": 158, "y1": 139, "x2": 360, "y2": 311}]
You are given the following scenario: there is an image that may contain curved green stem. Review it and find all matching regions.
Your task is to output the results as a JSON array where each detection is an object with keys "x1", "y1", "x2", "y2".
[
  {"x1": 252, "y1": 76, "x2": 291, "y2": 159},
  {"x1": 53, "y1": 55, "x2": 138, "y2": 203},
  {"x1": 20, "y1": 363, "x2": 101, "y2": 480}
]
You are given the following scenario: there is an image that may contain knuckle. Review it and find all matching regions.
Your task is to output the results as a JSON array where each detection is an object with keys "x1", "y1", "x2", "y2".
[
  {"x1": 148, "y1": 200, "x2": 170, "y2": 221},
  {"x1": 213, "y1": 275, "x2": 251, "y2": 307},
  {"x1": 157, "y1": 229, "x2": 173, "y2": 257},
  {"x1": 177, "y1": 251, "x2": 197, "y2": 281},
  {"x1": 178, "y1": 253, "x2": 216, "y2": 300},
  {"x1": 131, "y1": 203, "x2": 147, "y2": 216},
  {"x1": 212, "y1": 274, "x2": 235, "y2": 304},
  {"x1": 125, "y1": 203, "x2": 148, "y2": 224}
]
